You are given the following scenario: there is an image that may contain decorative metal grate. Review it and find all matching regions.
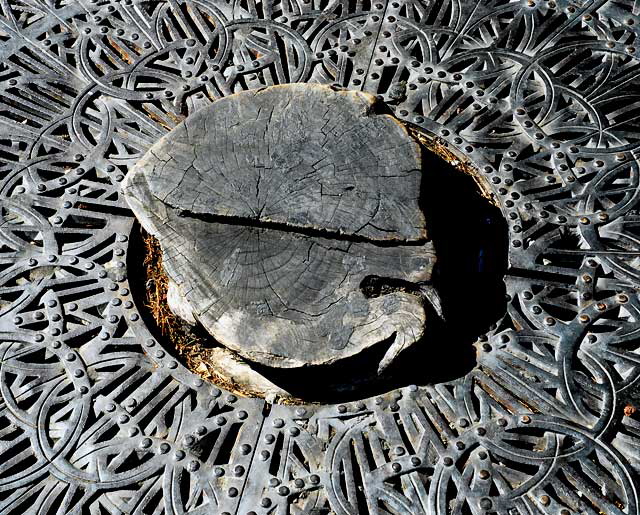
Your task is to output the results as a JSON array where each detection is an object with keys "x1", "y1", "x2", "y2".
[{"x1": 0, "y1": 0, "x2": 639, "y2": 513}]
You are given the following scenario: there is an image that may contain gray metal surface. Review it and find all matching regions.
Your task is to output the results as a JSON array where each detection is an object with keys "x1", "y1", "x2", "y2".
[{"x1": 0, "y1": 0, "x2": 639, "y2": 513}]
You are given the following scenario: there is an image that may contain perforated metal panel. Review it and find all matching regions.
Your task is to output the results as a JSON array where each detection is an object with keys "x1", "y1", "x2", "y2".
[{"x1": 0, "y1": 0, "x2": 639, "y2": 513}]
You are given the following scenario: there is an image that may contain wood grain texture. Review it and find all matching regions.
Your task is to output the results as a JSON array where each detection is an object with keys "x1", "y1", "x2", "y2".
[{"x1": 123, "y1": 84, "x2": 437, "y2": 372}]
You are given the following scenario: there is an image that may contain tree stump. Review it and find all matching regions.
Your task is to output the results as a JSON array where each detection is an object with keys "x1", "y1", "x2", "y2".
[{"x1": 123, "y1": 84, "x2": 439, "y2": 376}]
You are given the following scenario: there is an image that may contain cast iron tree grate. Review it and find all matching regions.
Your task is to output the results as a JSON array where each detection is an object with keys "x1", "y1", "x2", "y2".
[{"x1": 0, "y1": 0, "x2": 639, "y2": 513}]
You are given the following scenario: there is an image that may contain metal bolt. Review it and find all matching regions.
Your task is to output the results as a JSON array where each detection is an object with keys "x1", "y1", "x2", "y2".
[{"x1": 479, "y1": 498, "x2": 493, "y2": 509}]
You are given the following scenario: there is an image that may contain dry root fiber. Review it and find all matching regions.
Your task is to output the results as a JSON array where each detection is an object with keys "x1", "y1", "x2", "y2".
[{"x1": 142, "y1": 229, "x2": 248, "y2": 396}]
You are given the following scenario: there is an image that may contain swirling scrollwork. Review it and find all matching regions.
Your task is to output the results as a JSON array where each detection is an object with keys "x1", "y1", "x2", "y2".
[{"x1": 0, "y1": 0, "x2": 638, "y2": 512}]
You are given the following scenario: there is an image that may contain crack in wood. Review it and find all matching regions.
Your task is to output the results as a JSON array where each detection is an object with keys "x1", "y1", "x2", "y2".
[{"x1": 174, "y1": 208, "x2": 430, "y2": 247}]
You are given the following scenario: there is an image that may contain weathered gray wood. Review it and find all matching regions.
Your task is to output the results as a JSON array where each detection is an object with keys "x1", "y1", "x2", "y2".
[{"x1": 123, "y1": 84, "x2": 438, "y2": 373}]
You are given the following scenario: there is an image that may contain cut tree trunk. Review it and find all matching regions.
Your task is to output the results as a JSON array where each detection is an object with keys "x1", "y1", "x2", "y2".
[{"x1": 123, "y1": 84, "x2": 438, "y2": 374}]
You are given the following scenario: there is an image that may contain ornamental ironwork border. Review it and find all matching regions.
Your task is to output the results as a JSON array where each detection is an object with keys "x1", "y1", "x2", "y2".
[{"x1": 0, "y1": 0, "x2": 639, "y2": 513}]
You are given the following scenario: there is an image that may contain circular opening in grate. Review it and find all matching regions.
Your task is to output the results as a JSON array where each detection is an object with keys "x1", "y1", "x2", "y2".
[{"x1": 128, "y1": 128, "x2": 508, "y2": 404}]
